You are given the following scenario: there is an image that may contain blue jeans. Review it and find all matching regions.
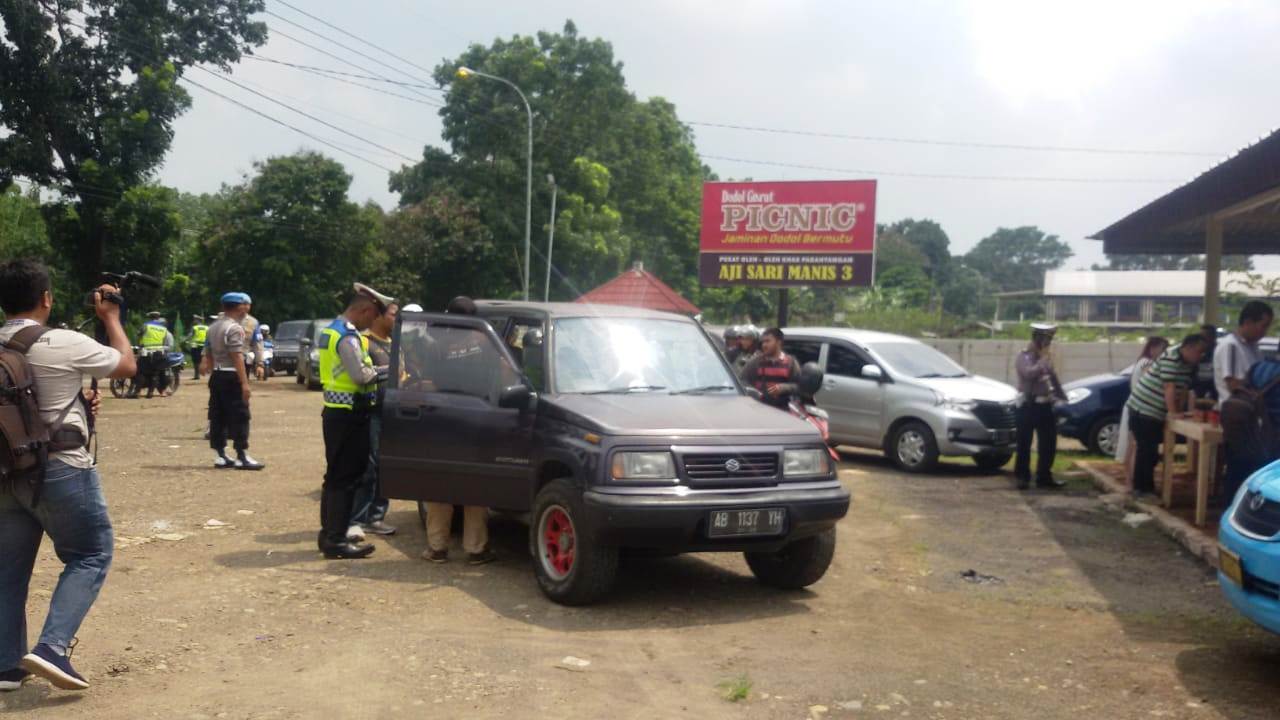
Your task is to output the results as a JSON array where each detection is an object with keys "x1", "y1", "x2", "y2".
[
  {"x1": 0, "y1": 460, "x2": 113, "y2": 669},
  {"x1": 350, "y1": 412, "x2": 388, "y2": 525}
]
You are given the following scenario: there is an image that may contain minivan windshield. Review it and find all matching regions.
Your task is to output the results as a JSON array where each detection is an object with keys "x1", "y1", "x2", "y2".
[
  {"x1": 275, "y1": 321, "x2": 308, "y2": 341},
  {"x1": 869, "y1": 341, "x2": 968, "y2": 379},
  {"x1": 553, "y1": 317, "x2": 737, "y2": 394}
]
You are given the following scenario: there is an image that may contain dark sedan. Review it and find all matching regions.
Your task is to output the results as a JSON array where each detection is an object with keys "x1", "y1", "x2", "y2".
[{"x1": 1055, "y1": 367, "x2": 1133, "y2": 456}]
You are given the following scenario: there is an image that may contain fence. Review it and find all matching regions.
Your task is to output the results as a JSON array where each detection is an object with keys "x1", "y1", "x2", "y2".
[{"x1": 925, "y1": 340, "x2": 1144, "y2": 386}]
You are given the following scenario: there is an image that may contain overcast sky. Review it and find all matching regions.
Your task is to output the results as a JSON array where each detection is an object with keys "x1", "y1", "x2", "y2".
[{"x1": 160, "y1": 0, "x2": 1280, "y2": 270}]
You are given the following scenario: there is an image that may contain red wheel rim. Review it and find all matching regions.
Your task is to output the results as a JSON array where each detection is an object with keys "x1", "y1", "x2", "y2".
[{"x1": 540, "y1": 506, "x2": 576, "y2": 580}]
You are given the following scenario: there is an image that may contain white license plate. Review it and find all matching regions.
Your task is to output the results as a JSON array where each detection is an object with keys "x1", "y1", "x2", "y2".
[{"x1": 707, "y1": 508, "x2": 786, "y2": 538}]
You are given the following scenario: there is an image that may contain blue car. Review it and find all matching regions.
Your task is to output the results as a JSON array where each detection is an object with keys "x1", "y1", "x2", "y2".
[
  {"x1": 1218, "y1": 460, "x2": 1280, "y2": 635},
  {"x1": 1055, "y1": 367, "x2": 1133, "y2": 456}
]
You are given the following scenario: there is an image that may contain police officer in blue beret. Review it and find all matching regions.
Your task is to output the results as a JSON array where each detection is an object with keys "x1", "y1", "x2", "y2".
[{"x1": 205, "y1": 292, "x2": 264, "y2": 470}]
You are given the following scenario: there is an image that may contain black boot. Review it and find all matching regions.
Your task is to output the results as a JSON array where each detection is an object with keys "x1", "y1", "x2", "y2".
[{"x1": 319, "y1": 488, "x2": 373, "y2": 559}]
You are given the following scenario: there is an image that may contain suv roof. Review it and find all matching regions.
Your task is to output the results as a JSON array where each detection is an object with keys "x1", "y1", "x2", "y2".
[
  {"x1": 476, "y1": 300, "x2": 694, "y2": 322},
  {"x1": 784, "y1": 326, "x2": 925, "y2": 346}
]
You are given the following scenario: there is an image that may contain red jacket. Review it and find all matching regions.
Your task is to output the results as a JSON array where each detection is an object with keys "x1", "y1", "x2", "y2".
[{"x1": 741, "y1": 352, "x2": 800, "y2": 407}]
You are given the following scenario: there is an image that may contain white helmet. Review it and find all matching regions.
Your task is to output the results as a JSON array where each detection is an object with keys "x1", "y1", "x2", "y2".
[
  {"x1": 260, "y1": 323, "x2": 270, "y2": 333},
  {"x1": 402, "y1": 303, "x2": 424, "y2": 313}
]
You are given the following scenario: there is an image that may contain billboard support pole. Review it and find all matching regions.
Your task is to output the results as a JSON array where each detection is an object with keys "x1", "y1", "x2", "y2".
[{"x1": 777, "y1": 288, "x2": 790, "y2": 328}]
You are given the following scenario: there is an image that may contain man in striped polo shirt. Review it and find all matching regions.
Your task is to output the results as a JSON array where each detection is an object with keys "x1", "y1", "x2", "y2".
[{"x1": 1125, "y1": 334, "x2": 1210, "y2": 496}]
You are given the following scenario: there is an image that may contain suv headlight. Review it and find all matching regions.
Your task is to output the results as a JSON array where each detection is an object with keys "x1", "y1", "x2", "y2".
[
  {"x1": 784, "y1": 449, "x2": 829, "y2": 477},
  {"x1": 1066, "y1": 387, "x2": 1091, "y2": 404},
  {"x1": 611, "y1": 451, "x2": 676, "y2": 480},
  {"x1": 309, "y1": 349, "x2": 320, "y2": 363},
  {"x1": 938, "y1": 395, "x2": 977, "y2": 411}
]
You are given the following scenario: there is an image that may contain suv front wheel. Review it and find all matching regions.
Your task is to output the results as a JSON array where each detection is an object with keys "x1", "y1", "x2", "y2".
[
  {"x1": 745, "y1": 527, "x2": 837, "y2": 589},
  {"x1": 887, "y1": 421, "x2": 940, "y2": 472},
  {"x1": 531, "y1": 479, "x2": 619, "y2": 605}
]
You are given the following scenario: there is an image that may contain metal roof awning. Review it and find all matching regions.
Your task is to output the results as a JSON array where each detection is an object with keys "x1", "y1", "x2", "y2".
[{"x1": 1091, "y1": 127, "x2": 1280, "y2": 255}]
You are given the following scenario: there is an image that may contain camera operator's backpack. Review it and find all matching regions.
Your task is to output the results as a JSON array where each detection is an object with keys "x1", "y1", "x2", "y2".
[{"x1": 0, "y1": 325, "x2": 84, "y2": 489}]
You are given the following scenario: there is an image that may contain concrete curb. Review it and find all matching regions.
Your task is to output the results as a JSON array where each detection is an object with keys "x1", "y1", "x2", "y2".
[{"x1": 1076, "y1": 461, "x2": 1221, "y2": 570}]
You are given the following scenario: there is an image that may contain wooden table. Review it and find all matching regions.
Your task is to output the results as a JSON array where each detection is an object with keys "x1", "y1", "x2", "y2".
[{"x1": 1161, "y1": 415, "x2": 1224, "y2": 526}]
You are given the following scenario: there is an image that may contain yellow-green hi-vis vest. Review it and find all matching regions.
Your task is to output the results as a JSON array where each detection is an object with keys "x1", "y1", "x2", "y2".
[{"x1": 318, "y1": 318, "x2": 375, "y2": 410}]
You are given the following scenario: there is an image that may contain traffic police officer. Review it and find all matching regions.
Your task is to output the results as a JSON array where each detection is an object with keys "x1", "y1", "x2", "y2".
[
  {"x1": 186, "y1": 314, "x2": 209, "y2": 380},
  {"x1": 1013, "y1": 323, "x2": 1067, "y2": 490},
  {"x1": 138, "y1": 311, "x2": 174, "y2": 398},
  {"x1": 317, "y1": 283, "x2": 394, "y2": 559}
]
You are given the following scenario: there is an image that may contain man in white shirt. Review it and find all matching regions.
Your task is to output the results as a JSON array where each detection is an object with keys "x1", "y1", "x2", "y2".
[
  {"x1": 1215, "y1": 301, "x2": 1273, "y2": 403},
  {"x1": 1216, "y1": 300, "x2": 1274, "y2": 502},
  {"x1": 0, "y1": 259, "x2": 135, "y2": 693}
]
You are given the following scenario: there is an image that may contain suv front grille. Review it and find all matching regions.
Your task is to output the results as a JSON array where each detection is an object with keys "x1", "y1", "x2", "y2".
[
  {"x1": 1233, "y1": 490, "x2": 1280, "y2": 538},
  {"x1": 972, "y1": 401, "x2": 1017, "y2": 430},
  {"x1": 1245, "y1": 570, "x2": 1280, "y2": 600},
  {"x1": 681, "y1": 452, "x2": 778, "y2": 484}
]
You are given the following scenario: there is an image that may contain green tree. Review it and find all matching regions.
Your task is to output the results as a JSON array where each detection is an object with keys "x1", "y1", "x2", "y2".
[
  {"x1": 965, "y1": 226, "x2": 1072, "y2": 292},
  {"x1": 0, "y1": 0, "x2": 266, "y2": 285},
  {"x1": 1094, "y1": 253, "x2": 1253, "y2": 271},
  {"x1": 883, "y1": 218, "x2": 951, "y2": 281},
  {"x1": 0, "y1": 185, "x2": 52, "y2": 261},
  {"x1": 197, "y1": 152, "x2": 378, "y2": 322},
  {"x1": 393, "y1": 21, "x2": 705, "y2": 301}
]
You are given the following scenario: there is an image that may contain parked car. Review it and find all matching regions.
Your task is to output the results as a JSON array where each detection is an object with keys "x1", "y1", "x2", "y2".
[
  {"x1": 782, "y1": 328, "x2": 1018, "y2": 473},
  {"x1": 1055, "y1": 367, "x2": 1133, "y2": 457},
  {"x1": 1218, "y1": 460, "x2": 1280, "y2": 635},
  {"x1": 380, "y1": 302, "x2": 851, "y2": 605},
  {"x1": 296, "y1": 319, "x2": 327, "y2": 390},
  {"x1": 272, "y1": 319, "x2": 316, "y2": 375}
]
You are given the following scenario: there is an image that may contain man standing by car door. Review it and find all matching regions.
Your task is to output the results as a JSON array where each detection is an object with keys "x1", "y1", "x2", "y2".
[
  {"x1": 317, "y1": 283, "x2": 392, "y2": 559},
  {"x1": 1014, "y1": 324, "x2": 1066, "y2": 490},
  {"x1": 348, "y1": 301, "x2": 398, "y2": 539},
  {"x1": 740, "y1": 328, "x2": 801, "y2": 408}
]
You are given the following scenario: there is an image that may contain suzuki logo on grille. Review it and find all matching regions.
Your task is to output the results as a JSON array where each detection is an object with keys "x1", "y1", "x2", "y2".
[
  {"x1": 724, "y1": 458, "x2": 742, "y2": 473},
  {"x1": 1250, "y1": 492, "x2": 1267, "y2": 512}
]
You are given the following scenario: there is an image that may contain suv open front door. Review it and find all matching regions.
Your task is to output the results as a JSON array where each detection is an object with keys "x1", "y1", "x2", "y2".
[{"x1": 379, "y1": 312, "x2": 535, "y2": 511}]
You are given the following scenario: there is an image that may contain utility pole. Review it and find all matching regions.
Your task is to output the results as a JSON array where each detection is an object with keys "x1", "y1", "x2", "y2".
[{"x1": 544, "y1": 174, "x2": 557, "y2": 302}]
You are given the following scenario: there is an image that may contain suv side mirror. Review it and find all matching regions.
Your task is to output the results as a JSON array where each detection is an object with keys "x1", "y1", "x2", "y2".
[
  {"x1": 300, "y1": 338, "x2": 312, "y2": 348},
  {"x1": 861, "y1": 365, "x2": 884, "y2": 381},
  {"x1": 498, "y1": 383, "x2": 534, "y2": 410}
]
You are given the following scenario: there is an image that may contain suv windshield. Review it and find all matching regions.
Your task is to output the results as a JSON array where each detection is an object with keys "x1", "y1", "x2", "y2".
[
  {"x1": 275, "y1": 321, "x2": 308, "y2": 341},
  {"x1": 869, "y1": 341, "x2": 968, "y2": 379},
  {"x1": 553, "y1": 317, "x2": 737, "y2": 394}
]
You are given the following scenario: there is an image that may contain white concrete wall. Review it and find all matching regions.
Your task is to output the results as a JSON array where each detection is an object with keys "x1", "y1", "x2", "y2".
[{"x1": 924, "y1": 340, "x2": 1144, "y2": 385}]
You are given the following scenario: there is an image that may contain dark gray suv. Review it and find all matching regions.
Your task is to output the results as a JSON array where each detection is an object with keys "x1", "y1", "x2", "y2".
[{"x1": 380, "y1": 302, "x2": 851, "y2": 604}]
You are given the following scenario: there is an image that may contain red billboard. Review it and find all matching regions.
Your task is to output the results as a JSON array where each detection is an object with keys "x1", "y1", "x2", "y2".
[{"x1": 698, "y1": 180, "x2": 877, "y2": 287}]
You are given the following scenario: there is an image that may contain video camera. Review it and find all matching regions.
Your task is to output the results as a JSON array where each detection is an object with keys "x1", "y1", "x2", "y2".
[{"x1": 83, "y1": 271, "x2": 162, "y2": 310}]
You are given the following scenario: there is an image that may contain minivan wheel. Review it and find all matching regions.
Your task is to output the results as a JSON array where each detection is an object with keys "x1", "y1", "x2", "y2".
[
  {"x1": 888, "y1": 421, "x2": 939, "y2": 472},
  {"x1": 1088, "y1": 415, "x2": 1121, "y2": 457},
  {"x1": 531, "y1": 479, "x2": 618, "y2": 605},
  {"x1": 744, "y1": 527, "x2": 837, "y2": 590}
]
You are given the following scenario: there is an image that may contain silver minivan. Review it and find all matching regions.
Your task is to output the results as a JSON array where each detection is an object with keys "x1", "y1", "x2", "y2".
[{"x1": 783, "y1": 328, "x2": 1019, "y2": 472}]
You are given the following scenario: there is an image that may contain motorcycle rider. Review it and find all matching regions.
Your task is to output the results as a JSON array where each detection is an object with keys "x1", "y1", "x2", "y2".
[
  {"x1": 137, "y1": 311, "x2": 175, "y2": 399},
  {"x1": 739, "y1": 327, "x2": 801, "y2": 409},
  {"x1": 259, "y1": 324, "x2": 274, "y2": 380},
  {"x1": 722, "y1": 325, "x2": 742, "y2": 364},
  {"x1": 733, "y1": 325, "x2": 761, "y2": 377}
]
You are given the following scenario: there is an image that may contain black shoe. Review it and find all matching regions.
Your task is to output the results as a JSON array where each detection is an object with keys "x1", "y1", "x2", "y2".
[
  {"x1": 468, "y1": 549, "x2": 498, "y2": 566},
  {"x1": 0, "y1": 668, "x2": 32, "y2": 692},
  {"x1": 1016, "y1": 477, "x2": 1031, "y2": 490},
  {"x1": 234, "y1": 454, "x2": 265, "y2": 471},
  {"x1": 321, "y1": 540, "x2": 375, "y2": 559},
  {"x1": 1036, "y1": 477, "x2": 1067, "y2": 489},
  {"x1": 360, "y1": 520, "x2": 397, "y2": 536},
  {"x1": 422, "y1": 549, "x2": 449, "y2": 563},
  {"x1": 20, "y1": 643, "x2": 89, "y2": 690}
]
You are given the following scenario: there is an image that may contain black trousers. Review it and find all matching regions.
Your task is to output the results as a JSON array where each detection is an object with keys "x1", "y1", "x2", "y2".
[
  {"x1": 190, "y1": 347, "x2": 203, "y2": 379},
  {"x1": 208, "y1": 371, "x2": 250, "y2": 452},
  {"x1": 1131, "y1": 413, "x2": 1165, "y2": 494},
  {"x1": 1014, "y1": 401, "x2": 1057, "y2": 484},
  {"x1": 320, "y1": 407, "x2": 371, "y2": 545}
]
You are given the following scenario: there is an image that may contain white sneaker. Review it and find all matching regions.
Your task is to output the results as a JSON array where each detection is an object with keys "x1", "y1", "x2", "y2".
[
  {"x1": 234, "y1": 455, "x2": 265, "y2": 471},
  {"x1": 346, "y1": 524, "x2": 366, "y2": 541},
  {"x1": 213, "y1": 454, "x2": 232, "y2": 469}
]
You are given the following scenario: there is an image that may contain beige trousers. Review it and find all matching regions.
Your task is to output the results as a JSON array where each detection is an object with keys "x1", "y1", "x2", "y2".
[{"x1": 425, "y1": 503, "x2": 489, "y2": 554}]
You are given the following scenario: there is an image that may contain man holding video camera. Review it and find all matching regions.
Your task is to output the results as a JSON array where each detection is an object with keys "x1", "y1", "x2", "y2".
[{"x1": 0, "y1": 259, "x2": 137, "y2": 692}]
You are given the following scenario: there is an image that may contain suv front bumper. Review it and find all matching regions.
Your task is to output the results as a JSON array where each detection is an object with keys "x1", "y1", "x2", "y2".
[{"x1": 582, "y1": 482, "x2": 850, "y2": 552}]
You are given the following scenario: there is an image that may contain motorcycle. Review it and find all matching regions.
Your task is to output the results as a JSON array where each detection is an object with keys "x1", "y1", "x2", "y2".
[
  {"x1": 111, "y1": 347, "x2": 187, "y2": 398},
  {"x1": 791, "y1": 362, "x2": 840, "y2": 462}
]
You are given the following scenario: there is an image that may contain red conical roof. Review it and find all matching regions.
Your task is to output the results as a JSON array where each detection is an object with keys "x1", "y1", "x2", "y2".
[{"x1": 575, "y1": 263, "x2": 700, "y2": 316}]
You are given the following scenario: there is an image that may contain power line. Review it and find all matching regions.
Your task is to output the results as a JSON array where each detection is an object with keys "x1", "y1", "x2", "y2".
[
  {"x1": 698, "y1": 154, "x2": 1182, "y2": 184},
  {"x1": 179, "y1": 76, "x2": 396, "y2": 172},
  {"x1": 265, "y1": 11, "x2": 445, "y2": 95},
  {"x1": 246, "y1": 55, "x2": 435, "y2": 90},
  {"x1": 244, "y1": 56, "x2": 443, "y2": 108},
  {"x1": 272, "y1": 0, "x2": 439, "y2": 79},
  {"x1": 191, "y1": 65, "x2": 417, "y2": 162},
  {"x1": 267, "y1": 26, "x2": 446, "y2": 106},
  {"x1": 689, "y1": 121, "x2": 1220, "y2": 158}
]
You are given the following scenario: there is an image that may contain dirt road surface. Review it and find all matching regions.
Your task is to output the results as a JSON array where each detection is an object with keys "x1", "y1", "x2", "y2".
[{"x1": 4, "y1": 379, "x2": 1280, "y2": 719}]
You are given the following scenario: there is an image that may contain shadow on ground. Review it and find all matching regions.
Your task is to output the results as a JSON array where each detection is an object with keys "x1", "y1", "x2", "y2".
[{"x1": 214, "y1": 511, "x2": 812, "y2": 632}]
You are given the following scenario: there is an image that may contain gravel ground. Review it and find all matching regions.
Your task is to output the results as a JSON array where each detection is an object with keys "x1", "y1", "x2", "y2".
[{"x1": 3, "y1": 378, "x2": 1279, "y2": 719}]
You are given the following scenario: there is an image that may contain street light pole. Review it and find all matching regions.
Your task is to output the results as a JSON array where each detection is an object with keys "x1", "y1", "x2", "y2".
[
  {"x1": 456, "y1": 66, "x2": 533, "y2": 301},
  {"x1": 545, "y1": 173, "x2": 557, "y2": 302}
]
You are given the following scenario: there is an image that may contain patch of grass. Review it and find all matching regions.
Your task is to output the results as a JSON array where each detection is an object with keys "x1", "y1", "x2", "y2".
[{"x1": 717, "y1": 674, "x2": 752, "y2": 703}]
